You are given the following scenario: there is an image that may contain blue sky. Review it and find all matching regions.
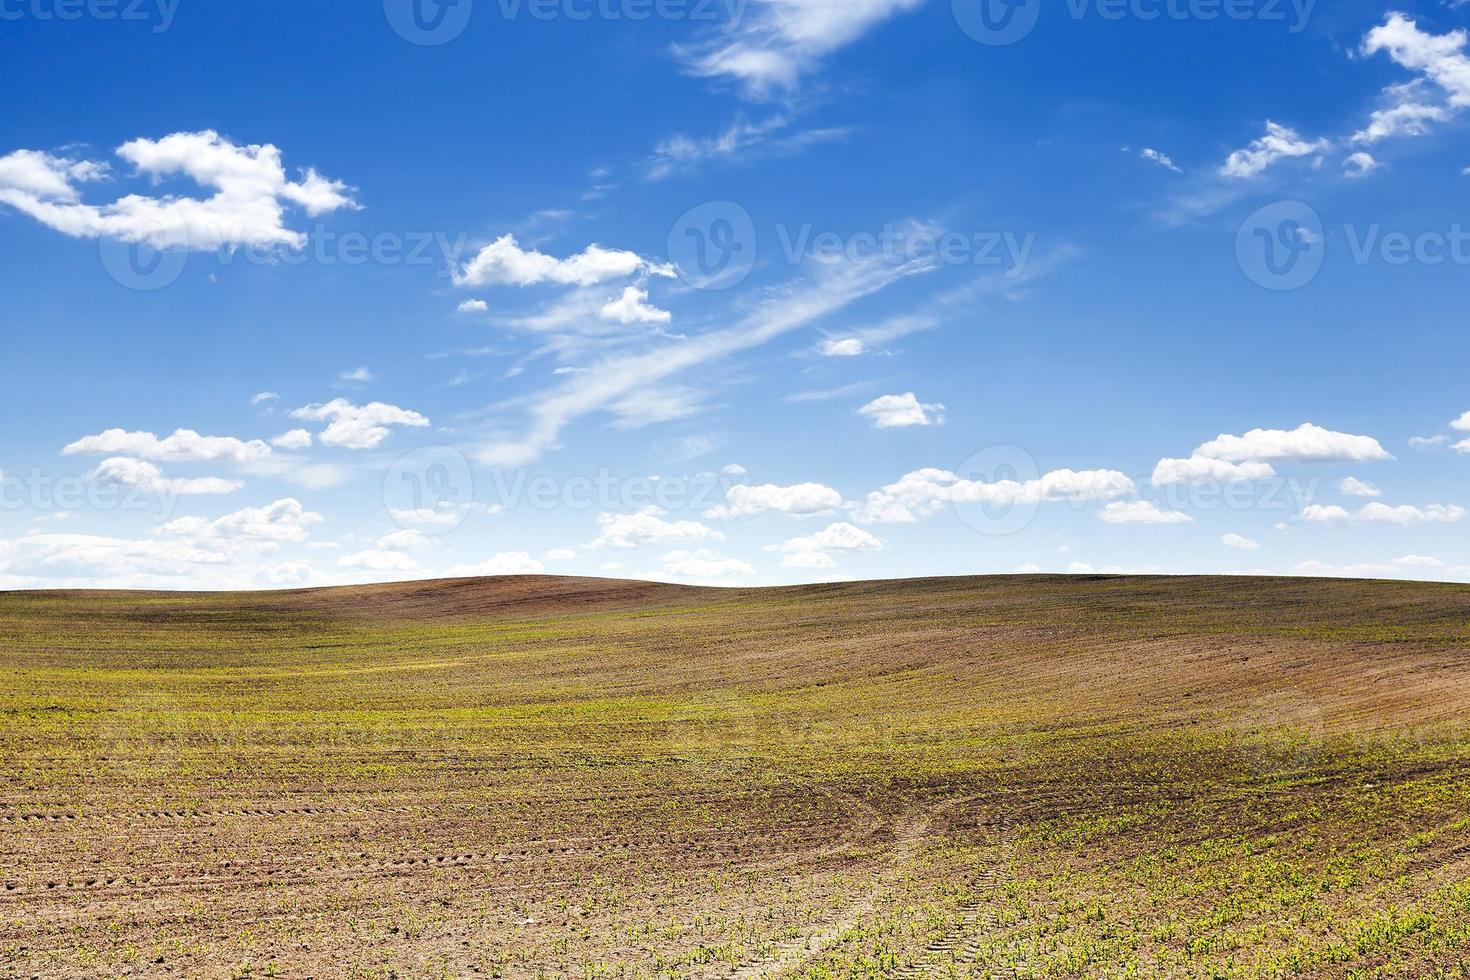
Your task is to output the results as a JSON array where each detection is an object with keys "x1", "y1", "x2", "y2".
[{"x1": 2, "y1": 0, "x2": 1470, "y2": 589}]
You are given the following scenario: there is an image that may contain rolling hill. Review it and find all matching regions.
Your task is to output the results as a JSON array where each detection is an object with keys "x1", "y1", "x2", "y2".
[{"x1": 2, "y1": 575, "x2": 1468, "y2": 978}]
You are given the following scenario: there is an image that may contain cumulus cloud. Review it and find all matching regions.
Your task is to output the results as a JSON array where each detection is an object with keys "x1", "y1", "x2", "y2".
[
  {"x1": 453, "y1": 234, "x2": 669, "y2": 288},
  {"x1": 590, "y1": 506, "x2": 723, "y2": 549},
  {"x1": 853, "y1": 467, "x2": 1134, "y2": 525},
  {"x1": 291, "y1": 399, "x2": 429, "y2": 450},
  {"x1": 1193, "y1": 423, "x2": 1392, "y2": 463},
  {"x1": 1222, "y1": 533, "x2": 1261, "y2": 551},
  {"x1": 1151, "y1": 456, "x2": 1276, "y2": 486},
  {"x1": 1362, "y1": 14, "x2": 1470, "y2": 110},
  {"x1": 1096, "y1": 501, "x2": 1194, "y2": 525},
  {"x1": 1302, "y1": 502, "x2": 1466, "y2": 525},
  {"x1": 64, "y1": 428, "x2": 273, "y2": 464},
  {"x1": 769, "y1": 522, "x2": 884, "y2": 565},
  {"x1": 656, "y1": 549, "x2": 755, "y2": 581},
  {"x1": 159, "y1": 499, "x2": 323, "y2": 543},
  {"x1": 1219, "y1": 121, "x2": 1329, "y2": 178},
  {"x1": 338, "y1": 549, "x2": 421, "y2": 572},
  {"x1": 780, "y1": 551, "x2": 837, "y2": 569},
  {"x1": 821, "y1": 337, "x2": 866, "y2": 357},
  {"x1": 0, "y1": 130, "x2": 356, "y2": 250},
  {"x1": 457, "y1": 299, "x2": 489, "y2": 314},
  {"x1": 377, "y1": 529, "x2": 437, "y2": 553},
  {"x1": 1338, "y1": 477, "x2": 1382, "y2": 498},
  {"x1": 445, "y1": 552, "x2": 546, "y2": 577},
  {"x1": 857, "y1": 392, "x2": 945, "y2": 429},
  {"x1": 599, "y1": 286, "x2": 672, "y2": 325},
  {"x1": 704, "y1": 482, "x2": 843, "y2": 519},
  {"x1": 271, "y1": 429, "x2": 313, "y2": 450},
  {"x1": 1344, "y1": 151, "x2": 1382, "y2": 178},
  {"x1": 89, "y1": 458, "x2": 243, "y2": 496},
  {"x1": 1353, "y1": 88, "x2": 1451, "y2": 144}
]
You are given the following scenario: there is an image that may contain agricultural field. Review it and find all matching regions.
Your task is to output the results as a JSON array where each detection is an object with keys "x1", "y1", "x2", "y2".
[{"x1": 2, "y1": 574, "x2": 1469, "y2": 979}]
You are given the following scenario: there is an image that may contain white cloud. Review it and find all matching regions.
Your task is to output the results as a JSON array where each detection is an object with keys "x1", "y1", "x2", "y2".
[
  {"x1": 677, "y1": 0, "x2": 926, "y2": 97},
  {"x1": 250, "y1": 391, "x2": 279, "y2": 407},
  {"x1": 1302, "y1": 502, "x2": 1466, "y2": 525},
  {"x1": 1451, "y1": 410, "x2": 1470, "y2": 431},
  {"x1": 590, "y1": 506, "x2": 723, "y2": 549},
  {"x1": 1394, "y1": 554, "x2": 1446, "y2": 568},
  {"x1": 1352, "y1": 88, "x2": 1451, "y2": 143},
  {"x1": 599, "y1": 286, "x2": 672, "y2": 325},
  {"x1": 1362, "y1": 14, "x2": 1470, "y2": 109},
  {"x1": 1193, "y1": 423, "x2": 1392, "y2": 463},
  {"x1": 543, "y1": 548, "x2": 577, "y2": 561},
  {"x1": 377, "y1": 529, "x2": 437, "y2": 553},
  {"x1": 781, "y1": 551, "x2": 837, "y2": 569},
  {"x1": 1140, "y1": 147, "x2": 1182, "y2": 172},
  {"x1": 1344, "y1": 151, "x2": 1382, "y2": 178},
  {"x1": 821, "y1": 337, "x2": 866, "y2": 357},
  {"x1": 722, "y1": 463, "x2": 748, "y2": 476},
  {"x1": 457, "y1": 299, "x2": 489, "y2": 314},
  {"x1": 854, "y1": 467, "x2": 1134, "y2": 524},
  {"x1": 705, "y1": 482, "x2": 843, "y2": 519},
  {"x1": 1097, "y1": 501, "x2": 1194, "y2": 525},
  {"x1": 453, "y1": 234, "x2": 667, "y2": 288},
  {"x1": 159, "y1": 499, "x2": 323, "y2": 543},
  {"x1": 1222, "y1": 533, "x2": 1261, "y2": 551},
  {"x1": 271, "y1": 429, "x2": 313, "y2": 450},
  {"x1": 656, "y1": 549, "x2": 755, "y2": 581},
  {"x1": 478, "y1": 253, "x2": 933, "y2": 466},
  {"x1": 291, "y1": 399, "x2": 429, "y2": 450},
  {"x1": 770, "y1": 522, "x2": 884, "y2": 557},
  {"x1": 0, "y1": 130, "x2": 355, "y2": 250},
  {"x1": 339, "y1": 366, "x2": 375, "y2": 384},
  {"x1": 90, "y1": 458, "x2": 242, "y2": 496},
  {"x1": 857, "y1": 392, "x2": 945, "y2": 429},
  {"x1": 1151, "y1": 456, "x2": 1276, "y2": 486},
  {"x1": 445, "y1": 552, "x2": 546, "y2": 577},
  {"x1": 338, "y1": 549, "x2": 421, "y2": 572},
  {"x1": 1411, "y1": 434, "x2": 1450, "y2": 449},
  {"x1": 1455, "y1": 439, "x2": 1470, "y2": 455},
  {"x1": 64, "y1": 428, "x2": 273, "y2": 464},
  {"x1": 644, "y1": 115, "x2": 850, "y2": 180},
  {"x1": 1219, "y1": 121, "x2": 1330, "y2": 178},
  {"x1": 388, "y1": 503, "x2": 467, "y2": 527},
  {"x1": 1338, "y1": 477, "x2": 1382, "y2": 498}
]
